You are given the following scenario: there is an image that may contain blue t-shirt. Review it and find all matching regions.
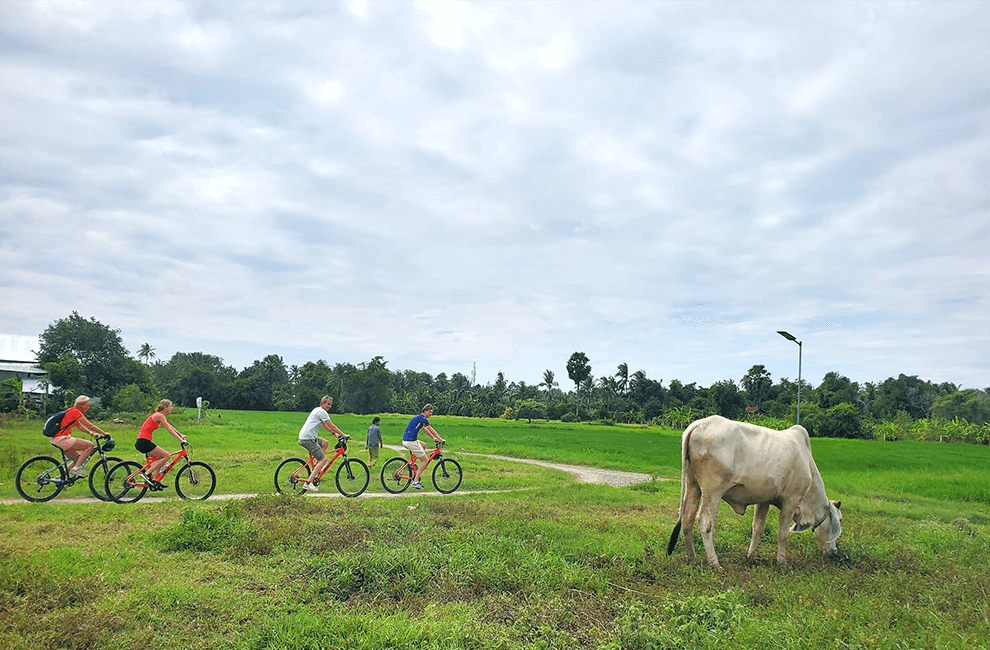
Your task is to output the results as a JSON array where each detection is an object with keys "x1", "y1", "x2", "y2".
[{"x1": 403, "y1": 414, "x2": 429, "y2": 441}]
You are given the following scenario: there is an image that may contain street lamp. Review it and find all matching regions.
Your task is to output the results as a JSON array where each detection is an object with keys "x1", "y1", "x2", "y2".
[{"x1": 777, "y1": 330, "x2": 802, "y2": 425}]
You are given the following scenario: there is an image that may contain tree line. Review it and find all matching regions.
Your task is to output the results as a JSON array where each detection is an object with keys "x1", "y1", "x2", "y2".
[{"x1": 3, "y1": 312, "x2": 987, "y2": 444}]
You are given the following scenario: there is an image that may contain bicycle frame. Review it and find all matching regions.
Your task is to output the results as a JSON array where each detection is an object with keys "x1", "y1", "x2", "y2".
[
  {"x1": 124, "y1": 443, "x2": 191, "y2": 487},
  {"x1": 52, "y1": 437, "x2": 115, "y2": 479},
  {"x1": 290, "y1": 440, "x2": 349, "y2": 484},
  {"x1": 394, "y1": 443, "x2": 444, "y2": 480}
]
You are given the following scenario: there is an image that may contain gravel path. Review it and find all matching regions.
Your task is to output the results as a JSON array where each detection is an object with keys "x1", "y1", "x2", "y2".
[{"x1": 2, "y1": 448, "x2": 656, "y2": 505}]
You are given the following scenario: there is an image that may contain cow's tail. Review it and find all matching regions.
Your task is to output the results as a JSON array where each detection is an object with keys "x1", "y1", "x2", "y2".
[{"x1": 667, "y1": 418, "x2": 700, "y2": 556}]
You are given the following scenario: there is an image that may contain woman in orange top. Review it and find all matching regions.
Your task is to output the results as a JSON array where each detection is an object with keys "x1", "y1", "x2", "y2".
[
  {"x1": 136, "y1": 399, "x2": 187, "y2": 486},
  {"x1": 51, "y1": 395, "x2": 111, "y2": 477}
]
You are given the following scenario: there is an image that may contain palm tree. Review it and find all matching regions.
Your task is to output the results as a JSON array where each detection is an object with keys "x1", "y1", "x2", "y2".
[
  {"x1": 137, "y1": 343, "x2": 156, "y2": 364},
  {"x1": 540, "y1": 369, "x2": 558, "y2": 411},
  {"x1": 615, "y1": 363, "x2": 629, "y2": 395}
]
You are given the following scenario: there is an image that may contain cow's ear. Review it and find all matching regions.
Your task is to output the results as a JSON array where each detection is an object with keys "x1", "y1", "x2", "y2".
[
  {"x1": 833, "y1": 500, "x2": 841, "y2": 510},
  {"x1": 790, "y1": 523, "x2": 811, "y2": 533}
]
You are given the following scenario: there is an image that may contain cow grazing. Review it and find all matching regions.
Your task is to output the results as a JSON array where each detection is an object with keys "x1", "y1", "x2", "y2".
[{"x1": 666, "y1": 415, "x2": 841, "y2": 568}]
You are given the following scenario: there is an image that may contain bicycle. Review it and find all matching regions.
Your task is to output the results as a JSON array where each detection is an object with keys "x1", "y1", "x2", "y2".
[
  {"x1": 15, "y1": 436, "x2": 123, "y2": 503},
  {"x1": 274, "y1": 435, "x2": 370, "y2": 498},
  {"x1": 380, "y1": 441, "x2": 462, "y2": 494},
  {"x1": 104, "y1": 441, "x2": 216, "y2": 504}
]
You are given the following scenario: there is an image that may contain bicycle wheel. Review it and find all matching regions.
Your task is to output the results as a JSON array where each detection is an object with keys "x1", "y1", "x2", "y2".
[
  {"x1": 274, "y1": 458, "x2": 310, "y2": 495},
  {"x1": 105, "y1": 461, "x2": 147, "y2": 504},
  {"x1": 175, "y1": 461, "x2": 217, "y2": 500},
  {"x1": 380, "y1": 457, "x2": 413, "y2": 494},
  {"x1": 335, "y1": 458, "x2": 370, "y2": 498},
  {"x1": 15, "y1": 456, "x2": 65, "y2": 502},
  {"x1": 432, "y1": 458, "x2": 463, "y2": 494},
  {"x1": 88, "y1": 457, "x2": 122, "y2": 501}
]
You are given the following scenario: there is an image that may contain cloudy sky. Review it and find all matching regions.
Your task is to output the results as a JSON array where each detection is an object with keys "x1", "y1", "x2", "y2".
[{"x1": 2, "y1": 1, "x2": 988, "y2": 392}]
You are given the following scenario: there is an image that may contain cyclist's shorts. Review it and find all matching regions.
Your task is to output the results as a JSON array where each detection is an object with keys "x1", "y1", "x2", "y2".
[
  {"x1": 51, "y1": 435, "x2": 79, "y2": 452},
  {"x1": 368, "y1": 445, "x2": 380, "y2": 459},
  {"x1": 402, "y1": 440, "x2": 428, "y2": 459},
  {"x1": 299, "y1": 437, "x2": 326, "y2": 461},
  {"x1": 135, "y1": 438, "x2": 157, "y2": 454}
]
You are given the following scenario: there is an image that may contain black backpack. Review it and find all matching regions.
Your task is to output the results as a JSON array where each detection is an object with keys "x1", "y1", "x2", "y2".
[{"x1": 43, "y1": 410, "x2": 71, "y2": 438}]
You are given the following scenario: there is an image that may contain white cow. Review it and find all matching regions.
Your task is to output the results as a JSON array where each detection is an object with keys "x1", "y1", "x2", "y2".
[{"x1": 666, "y1": 415, "x2": 842, "y2": 568}]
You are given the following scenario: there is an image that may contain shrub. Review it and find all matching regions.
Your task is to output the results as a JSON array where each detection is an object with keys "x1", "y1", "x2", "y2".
[{"x1": 817, "y1": 402, "x2": 866, "y2": 439}]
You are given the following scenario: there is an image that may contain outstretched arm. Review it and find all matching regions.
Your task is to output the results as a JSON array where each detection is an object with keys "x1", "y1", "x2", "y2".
[
  {"x1": 322, "y1": 418, "x2": 348, "y2": 439},
  {"x1": 424, "y1": 425, "x2": 445, "y2": 444},
  {"x1": 160, "y1": 415, "x2": 187, "y2": 443},
  {"x1": 77, "y1": 415, "x2": 110, "y2": 438}
]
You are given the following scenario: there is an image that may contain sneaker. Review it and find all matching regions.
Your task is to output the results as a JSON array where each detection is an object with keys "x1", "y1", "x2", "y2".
[
  {"x1": 69, "y1": 466, "x2": 87, "y2": 478},
  {"x1": 141, "y1": 472, "x2": 154, "y2": 485},
  {"x1": 301, "y1": 482, "x2": 319, "y2": 492},
  {"x1": 411, "y1": 481, "x2": 424, "y2": 490}
]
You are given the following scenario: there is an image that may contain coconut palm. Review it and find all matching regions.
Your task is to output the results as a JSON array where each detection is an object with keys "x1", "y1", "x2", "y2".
[{"x1": 137, "y1": 343, "x2": 156, "y2": 364}]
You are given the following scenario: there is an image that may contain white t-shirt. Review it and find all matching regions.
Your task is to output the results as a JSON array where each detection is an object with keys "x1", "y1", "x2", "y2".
[{"x1": 298, "y1": 406, "x2": 330, "y2": 441}]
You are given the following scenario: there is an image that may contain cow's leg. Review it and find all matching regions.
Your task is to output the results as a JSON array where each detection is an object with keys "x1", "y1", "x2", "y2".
[
  {"x1": 698, "y1": 490, "x2": 726, "y2": 568},
  {"x1": 775, "y1": 504, "x2": 796, "y2": 565},
  {"x1": 681, "y1": 482, "x2": 702, "y2": 560},
  {"x1": 747, "y1": 502, "x2": 770, "y2": 558}
]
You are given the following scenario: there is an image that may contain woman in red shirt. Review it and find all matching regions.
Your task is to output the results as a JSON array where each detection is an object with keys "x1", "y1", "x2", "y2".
[
  {"x1": 136, "y1": 399, "x2": 187, "y2": 486},
  {"x1": 51, "y1": 395, "x2": 112, "y2": 477}
]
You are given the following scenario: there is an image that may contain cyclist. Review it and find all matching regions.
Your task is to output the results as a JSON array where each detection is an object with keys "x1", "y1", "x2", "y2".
[
  {"x1": 366, "y1": 416, "x2": 383, "y2": 468},
  {"x1": 51, "y1": 395, "x2": 112, "y2": 477},
  {"x1": 136, "y1": 399, "x2": 187, "y2": 487},
  {"x1": 297, "y1": 395, "x2": 349, "y2": 492},
  {"x1": 402, "y1": 404, "x2": 445, "y2": 489}
]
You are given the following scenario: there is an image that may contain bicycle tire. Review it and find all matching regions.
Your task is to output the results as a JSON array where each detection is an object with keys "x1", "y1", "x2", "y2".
[
  {"x1": 432, "y1": 458, "x2": 463, "y2": 494},
  {"x1": 380, "y1": 456, "x2": 413, "y2": 494},
  {"x1": 175, "y1": 461, "x2": 216, "y2": 500},
  {"x1": 335, "y1": 458, "x2": 370, "y2": 498},
  {"x1": 15, "y1": 456, "x2": 65, "y2": 503},
  {"x1": 105, "y1": 461, "x2": 147, "y2": 504},
  {"x1": 274, "y1": 458, "x2": 310, "y2": 495},
  {"x1": 88, "y1": 456, "x2": 122, "y2": 501}
]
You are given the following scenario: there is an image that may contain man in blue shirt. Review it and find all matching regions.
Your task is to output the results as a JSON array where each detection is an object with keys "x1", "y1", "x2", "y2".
[{"x1": 402, "y1": 404, "x2": 446, "y2": 489}]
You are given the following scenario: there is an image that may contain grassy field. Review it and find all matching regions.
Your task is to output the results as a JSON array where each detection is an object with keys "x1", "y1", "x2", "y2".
[{"x1": 1, "y1": 410, "x2": 989, "y2": 649}]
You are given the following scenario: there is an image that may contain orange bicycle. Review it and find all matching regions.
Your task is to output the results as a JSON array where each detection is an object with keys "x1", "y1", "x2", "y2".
[
  {"x1": 104, "y1": 442, "x2": 216, "y2": 503},
  {"x1": 380, "y1": 441, "x2": 462, "y2": 494},
  {"x1": 274, "y1": 435, "x2": 370, "y2": 497}
]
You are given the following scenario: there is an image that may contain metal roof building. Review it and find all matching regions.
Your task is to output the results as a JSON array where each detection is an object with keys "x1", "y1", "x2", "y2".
[{"x1": 0, "y1": 334, "x2": 48, "y2": 394}]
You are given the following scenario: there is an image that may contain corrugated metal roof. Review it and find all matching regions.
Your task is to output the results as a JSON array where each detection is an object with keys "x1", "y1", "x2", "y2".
[
  {"x1": 0, "y1": 361, "x2": 47, "y2": 375},
  {"x1": 0, "y1": 334, "x2": 40, "y2": 363}
]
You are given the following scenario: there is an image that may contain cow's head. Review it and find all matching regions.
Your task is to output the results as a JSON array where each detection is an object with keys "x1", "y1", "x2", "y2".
[{"x1": 791, "y1": 500, "x2": 842, "y2": 557}]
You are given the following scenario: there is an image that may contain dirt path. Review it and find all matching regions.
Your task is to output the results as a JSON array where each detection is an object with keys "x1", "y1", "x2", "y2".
[{"x1": 2, "y1": 448, "x2": 656, "y2": 505}]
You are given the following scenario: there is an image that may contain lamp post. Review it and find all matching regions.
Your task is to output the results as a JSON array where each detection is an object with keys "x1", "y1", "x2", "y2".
[{"x1": 777, "y1": 330, "x2": 802, "y2": 425}]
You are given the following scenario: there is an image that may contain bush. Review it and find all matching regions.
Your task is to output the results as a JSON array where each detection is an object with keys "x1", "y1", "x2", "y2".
[
  {"x1": 817, "y1": 402, "x2": 866, "y2": 439},
  {"x1": 109, "y1": 383, "x2": 154, "y2": 413}
]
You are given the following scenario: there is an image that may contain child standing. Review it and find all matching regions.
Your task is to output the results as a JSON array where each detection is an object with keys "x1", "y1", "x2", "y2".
[{"x1": 366, "y1": 417, "x2": 383, "y2": 468}]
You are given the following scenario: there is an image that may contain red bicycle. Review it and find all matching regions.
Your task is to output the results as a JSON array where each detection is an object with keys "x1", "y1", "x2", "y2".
[
  {"x1": 380, "y1": 441, "x2": 462, "y2": 494},
  {"x1": 274, "y1": 436, "x2": 370, "y2": 497},
  {"x1": 104, "y1": 442, "x2": 216, "y2": 503}
]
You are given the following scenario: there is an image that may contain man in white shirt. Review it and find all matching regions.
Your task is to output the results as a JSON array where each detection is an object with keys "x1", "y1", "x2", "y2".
[{"x1": 297, "y1": 395, "x2": 349, "y2": 492}]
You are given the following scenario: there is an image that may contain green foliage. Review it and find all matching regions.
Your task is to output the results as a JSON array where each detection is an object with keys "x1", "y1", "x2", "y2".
[
  {"x1": 37, "y1": 312, "x2": 129, "y2": 397},
  {"x1": 158, "y1": 506, "x2": 250, "y2": 552},
  {"x1": 109, "y1": 383, "x2": 154, "y2": 413},
  {"x1": 709, "y1": 379, "x2": 745, "y2": 419},
  {"x1": 0, "y1": 378, "x2": 22, "y2": 413},
  {"x1": 740, "y1": 364, "x2": 772, "y2": 409},
  {"x1": 514, "y1": 399, "x2": 546, "y2": 422},
  {"x1": 816, "y1": 402, "x2": 866, "y2": 439},
  {"x1": 932, "y1": 389, "x2": 990, "y2": 425}
]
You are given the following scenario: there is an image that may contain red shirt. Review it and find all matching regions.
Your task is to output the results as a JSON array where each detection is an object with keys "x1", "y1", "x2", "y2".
[
  {"x1": 138, "y1": 413, "x2": 162, "y2": 441},
  {"x1": 56, "y1": 408, "x2": 84, "y2": 438}
]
